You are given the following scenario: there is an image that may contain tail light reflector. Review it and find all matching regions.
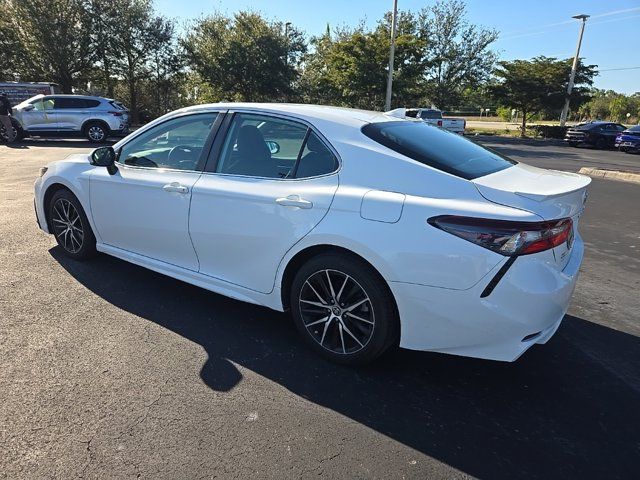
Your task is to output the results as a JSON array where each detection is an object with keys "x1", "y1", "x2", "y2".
[{"x1": 428, "y1": 215, "x2": 573, "y2": 256}]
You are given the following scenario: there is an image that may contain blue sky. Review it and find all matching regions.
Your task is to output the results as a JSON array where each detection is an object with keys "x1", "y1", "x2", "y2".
[{"x1": 156, "y1": 0, "x2": 640, "y2": 94}]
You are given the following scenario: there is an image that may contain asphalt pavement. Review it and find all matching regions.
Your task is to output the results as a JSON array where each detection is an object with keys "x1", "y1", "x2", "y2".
[
  {"x1": 1, "y1": 138, "x2": 639, "y2": 479},
  {"x1": 477, "y1": 135, "x2": 640, "y2": 173}
]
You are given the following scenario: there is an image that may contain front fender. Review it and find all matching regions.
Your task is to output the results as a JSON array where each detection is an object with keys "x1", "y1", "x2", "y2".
[{"x1": 35, "y1": 156, "x2": 100, "y2": 241}]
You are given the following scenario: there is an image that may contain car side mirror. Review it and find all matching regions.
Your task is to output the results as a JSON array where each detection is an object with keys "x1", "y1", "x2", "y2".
[
  {"x1": 90, "y1": 146, "x2": 117, "y2": 175},
  {"x1": 266, "y1": 140, "x2": 280, "y2": 155}
]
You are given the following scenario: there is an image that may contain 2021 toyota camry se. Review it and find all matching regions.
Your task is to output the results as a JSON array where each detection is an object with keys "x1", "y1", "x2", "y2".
[{"x1": 34, "y1": 104, "x2": 590, "y2": 365}]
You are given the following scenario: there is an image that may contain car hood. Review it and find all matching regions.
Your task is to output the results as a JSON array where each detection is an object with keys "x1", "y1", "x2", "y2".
[{"x1": 58, "y1": 153, "x2": 92, "y2": 165}]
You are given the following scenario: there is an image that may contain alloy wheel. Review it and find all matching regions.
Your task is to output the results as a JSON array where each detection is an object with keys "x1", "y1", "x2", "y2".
[
  {"x1": 52, "y1": 198, "x2": 84, "y2": 253},
  {"x1": 88, "y1": 125, "x2": 105, "y2": 141},
  {"x1": 298, "y1": 269, "x2": 375, "y2": 355}
]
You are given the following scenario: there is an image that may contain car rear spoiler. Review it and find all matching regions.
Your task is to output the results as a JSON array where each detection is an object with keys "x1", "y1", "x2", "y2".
[{"x1": 384, "y1": 108, "x2": 407, "y2": 119}]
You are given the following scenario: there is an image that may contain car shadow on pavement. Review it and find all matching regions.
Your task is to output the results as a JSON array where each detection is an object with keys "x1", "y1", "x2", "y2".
[{"x1": 50, "y1": 248, "x2": 640, "y2": 479}]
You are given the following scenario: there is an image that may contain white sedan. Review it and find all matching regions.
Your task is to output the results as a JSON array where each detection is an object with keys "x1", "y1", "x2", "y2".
[{"x1": 34, "y1": 104, "x2": 590, "y2": 365}]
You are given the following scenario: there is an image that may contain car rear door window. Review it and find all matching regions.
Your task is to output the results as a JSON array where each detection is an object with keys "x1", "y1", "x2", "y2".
[
  {"x1": 213, "y1": 113, "x2": 338, "y2": 179},
  {"x1": 85, "y1": 99, "x2": 101, "y2": 108},
  {"x1": 294, "y1": 131, "x2": 338, "y2": 178},
  {"x1": 54, "y1": 97, "x2": 86, "y2": 109},
  {"x1": 215, "y1": 113, "x2": 308, "y2": 179},
  {"x1": 362, "y1": 120, "x2": 516, "y2": 180}
]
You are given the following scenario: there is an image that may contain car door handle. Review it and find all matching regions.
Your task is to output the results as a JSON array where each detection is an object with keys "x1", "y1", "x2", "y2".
[
  {"x1": 163, "y1": 182, "x2": 189, "y2": 194},
  {"x1": 275, "y1": 195, "x2": 313, "y2": 209}
]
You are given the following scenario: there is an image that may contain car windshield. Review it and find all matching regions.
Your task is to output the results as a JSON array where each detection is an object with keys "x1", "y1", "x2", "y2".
[
  {"x1": 362, "y1": 121, "x2": 516, "y2": 180},
  {"x1": 628, "y1": 125, "x2": 640, "y2": 132}
]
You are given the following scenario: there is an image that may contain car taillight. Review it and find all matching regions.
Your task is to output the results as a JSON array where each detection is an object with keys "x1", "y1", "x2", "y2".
[
  {"x1": 437, "y1": 120, "x2": 443, "y2": 127},
  {"x1": 428, "y1": 215, "x2": 573, "y2": 256},
  {"x1": 108, "y1": 111, "x2": 123, "y2": 117}
]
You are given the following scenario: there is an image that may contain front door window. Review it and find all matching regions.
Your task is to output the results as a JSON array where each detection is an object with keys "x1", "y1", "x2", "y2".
[{"x1": 119, "y1": 113, "x2": 219, "y2": 171}]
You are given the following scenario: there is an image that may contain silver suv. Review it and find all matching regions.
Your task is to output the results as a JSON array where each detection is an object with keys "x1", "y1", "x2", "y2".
[{"x1": 12, "y1": 94, "x2": 130, "y2": 143}]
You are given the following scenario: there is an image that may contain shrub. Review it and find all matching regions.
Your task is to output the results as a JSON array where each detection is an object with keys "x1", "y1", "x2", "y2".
[
  {"x1": 496, "y1": 106, "x2": 512, "y2": 121},
  {"x1": 530, "y1": 125, "x2": 568, "y2": 139}
]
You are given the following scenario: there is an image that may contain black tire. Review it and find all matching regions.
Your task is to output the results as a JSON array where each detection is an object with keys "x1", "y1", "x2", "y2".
[
  {"x1": 84, "y1": 121, "x2": 109, "y2": 143},
  {"x1": 568, "y1": 141, "x2": 578, "y2": 147},
  {"x1": 48, "y1": 189, "x2": 97, "y2": 260},
  {"x1": 619, "y1": 146, "x2": 628, "y2": 153},
  {"x1": 0, "y1": 119, "x2": 21, "y2": 142},
  {"x1": 595, "y1": 137, "x2": 607, "y2": 150},
  {"x1": 290, "y1": 252, "x2": 399, "y2": 366}
]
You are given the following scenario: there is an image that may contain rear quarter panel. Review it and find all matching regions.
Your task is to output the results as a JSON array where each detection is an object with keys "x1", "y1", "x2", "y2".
[{"x1": 276, "y1": 134, "x2": 542, "y2": 291}]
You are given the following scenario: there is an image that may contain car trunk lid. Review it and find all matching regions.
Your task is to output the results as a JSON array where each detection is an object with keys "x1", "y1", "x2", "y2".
[{"x1": 472, "y1": 163, "x2": 590, "y2": 269}]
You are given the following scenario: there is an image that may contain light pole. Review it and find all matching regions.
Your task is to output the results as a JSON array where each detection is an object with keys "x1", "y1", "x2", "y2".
[
  {"x1": 559, "y1": 14, "x2": 589, "y2": 127},
  {"x1": 284, "y1": 22, "x2": 292, "y2": 66},
  {"x1": 384, "y1": 0, "x2": 398, "y2": 111}
]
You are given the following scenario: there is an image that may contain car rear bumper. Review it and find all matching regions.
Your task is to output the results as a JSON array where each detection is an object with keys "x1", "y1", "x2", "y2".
[
  {"x1": 390, "y1": 236, "x2": 584, "y2": 361},
  {"x1": 564, "y1": 137, "x2": 589, "y2": 144},
  {"x1": 616, "y1": 140, "x2": 639, "y2": 148}
]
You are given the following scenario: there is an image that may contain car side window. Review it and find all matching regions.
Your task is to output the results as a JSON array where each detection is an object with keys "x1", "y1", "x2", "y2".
[
  {"x1": 31, "y1": 99, "x2": 45, "y2": 111},
  {"x1": 31, "y1": 98, "x2": 53, "y2": 112},
  {"x1": 118, "y1": 113, "x2": 218, "y2": 171},
  {"x1": 214, "y1": 113, "x2": 338, "y2": 179},
  {"x1": 54, "y1": 98, "x2": 85, "y2": 109},
  {"x1": 216, "y1": 113, "x2": 309, "y2": 178},
  {"x1": 294, "y1": 131, "x2": 338, "y2": 178}
]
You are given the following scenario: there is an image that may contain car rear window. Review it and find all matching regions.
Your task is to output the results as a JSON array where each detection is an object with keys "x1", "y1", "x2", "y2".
[
  {"x1": 419, "y1": 110, "x2": 442, "y2": 120},
  {"x1": 362, "y1": 121, "x2": 516, "y2": 180},
  {"x1": 574, "y1": 123, "x2": 600, "y2": 131},
  {"x1": 109, "y1": 101, "x2": 127, "y2": 111}
]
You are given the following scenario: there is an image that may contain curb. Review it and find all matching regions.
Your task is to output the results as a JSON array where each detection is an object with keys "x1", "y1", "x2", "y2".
[
  {"x1": 472, "y1": 134, "x2": 566, "y2": 147},
  {"x1": 578, "y1": 167, "x2": 640, "y2": 184}
]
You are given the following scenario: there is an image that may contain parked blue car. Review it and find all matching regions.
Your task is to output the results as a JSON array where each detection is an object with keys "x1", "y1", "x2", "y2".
[{"x1": 615, "y1": 125, "x2": 640, "y2": 154}]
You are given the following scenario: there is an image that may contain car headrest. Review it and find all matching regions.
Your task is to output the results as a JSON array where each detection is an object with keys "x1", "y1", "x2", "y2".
[{"x1": 237, "y1": 125, "x2": 271, "y2": 159}]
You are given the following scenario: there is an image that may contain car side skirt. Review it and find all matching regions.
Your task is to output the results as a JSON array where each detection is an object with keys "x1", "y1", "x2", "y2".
[{"x1": 97, "y1": 243, "x2": 285, "y2": 312}]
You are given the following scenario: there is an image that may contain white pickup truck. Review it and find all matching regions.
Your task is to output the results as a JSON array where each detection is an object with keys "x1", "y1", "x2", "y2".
[{"x1": 405, "y1": 108, "x2": 466, "y2": 134}]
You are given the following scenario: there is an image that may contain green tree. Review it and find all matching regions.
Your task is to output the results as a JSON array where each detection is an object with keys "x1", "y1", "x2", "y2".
[
  {"x1": 86, "y1": 0, "x2": 125, "y2": 97},
  {"x1": 110, "y1": 0, "x2": 177, "y2": 123},
  {"x1": 301, "y1": 12, "x2": 429, "y2": 109},
  {"x1": 422, "y1": 0, "x2": 498, "y2": 109},
  {"x1": 491, "y1": 56, "x2": 596, "y2": 135},
  {"x1": 0, "y1": 0, "x2": 26, "y2": 79},
  {"x1": 183, "y1": 11, "x2": 306, "y2": 102},
  {"x1": 300, "y1": 2, "x2": 496, "y2": 111},
  {"x1": 6, "y1": 0, "x2": 94, "y2": 92}
]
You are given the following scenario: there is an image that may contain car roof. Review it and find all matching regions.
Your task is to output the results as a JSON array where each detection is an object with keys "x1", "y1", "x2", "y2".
[
  {"x1": 45, "y1": 94, "x2": 111, "y2": 101},
  {"x1": 177, "y1": 103, "x2": 404, "y2": 129}
]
